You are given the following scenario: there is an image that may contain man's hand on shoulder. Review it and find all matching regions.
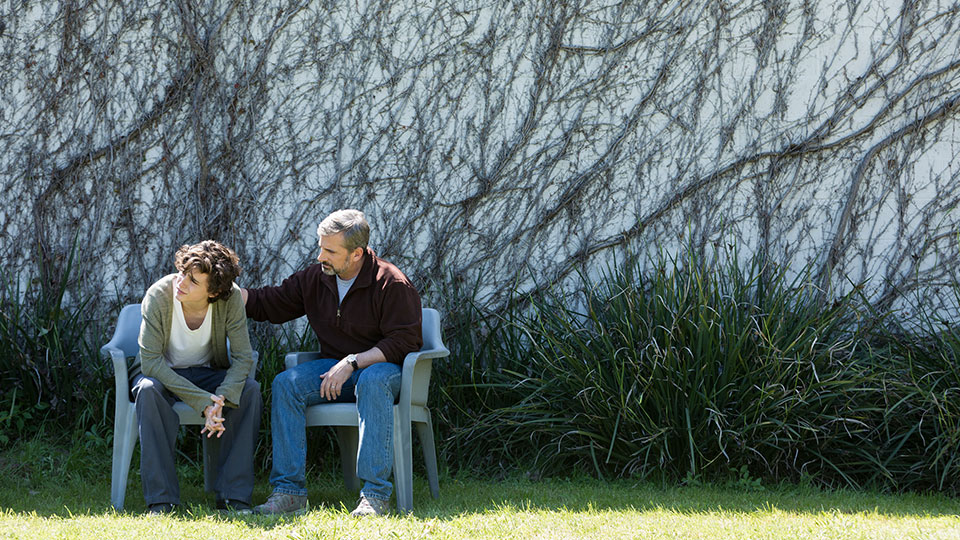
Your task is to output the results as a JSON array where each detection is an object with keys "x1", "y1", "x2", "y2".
[{"x1": 240, "y1": 287, "x2": 248, "y2": 305}]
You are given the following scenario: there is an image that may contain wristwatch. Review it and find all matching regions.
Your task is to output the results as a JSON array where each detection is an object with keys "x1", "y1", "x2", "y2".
[{"x1": 345, "y1": 354, "x2": 359, "y2": 371}]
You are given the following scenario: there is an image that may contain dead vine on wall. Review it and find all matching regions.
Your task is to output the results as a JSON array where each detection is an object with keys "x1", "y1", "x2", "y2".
[{"x1": 1, "y1": 0, "x2": 959, "y2": 320}]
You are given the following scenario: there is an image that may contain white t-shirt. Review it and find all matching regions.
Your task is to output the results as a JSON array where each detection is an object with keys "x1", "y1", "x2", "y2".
[{"x1": 164, "y1": 288, "x2": 214, "y2": 369}]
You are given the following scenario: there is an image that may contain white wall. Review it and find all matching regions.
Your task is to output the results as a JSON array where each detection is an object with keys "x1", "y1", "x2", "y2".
[{"x1": 2, "y1": 0, "x2": 959, "y2": 319}]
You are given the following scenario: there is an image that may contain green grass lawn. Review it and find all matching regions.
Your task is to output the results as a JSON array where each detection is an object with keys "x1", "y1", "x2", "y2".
[{"x1": 0, "y1": 440, "x2": 958, "y2": 539}]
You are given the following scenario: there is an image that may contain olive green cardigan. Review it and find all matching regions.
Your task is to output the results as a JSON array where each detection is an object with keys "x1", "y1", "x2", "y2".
[{"x1": 135, "y1": 273, "x2": 254, "y2": 415}]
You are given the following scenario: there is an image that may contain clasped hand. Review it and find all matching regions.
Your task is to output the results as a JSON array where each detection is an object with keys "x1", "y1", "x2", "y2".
[{"x1": 201, "y1": 394, "x2": 226, "y2": 438}]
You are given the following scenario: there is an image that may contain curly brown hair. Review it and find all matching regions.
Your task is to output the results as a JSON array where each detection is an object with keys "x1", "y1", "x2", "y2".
[{"x1": 174, "y1": 240, "x2": 241, "y2": 303}]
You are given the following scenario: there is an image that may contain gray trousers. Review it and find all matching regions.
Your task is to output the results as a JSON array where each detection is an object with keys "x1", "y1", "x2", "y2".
[{"x1": 131, "y1": 367, "x2": 261, "y2": 506}]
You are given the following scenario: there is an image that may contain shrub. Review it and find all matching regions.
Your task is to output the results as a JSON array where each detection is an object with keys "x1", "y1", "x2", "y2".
[
  {"x1": 433, "y1": 247, "x2": 959, "y2": 493},
  {"x1": 0, "y1": 243, "x2": 109, "y2": 447},
  {"x1": 871, "y1": 287, "x2": 960, "y2": 492}
]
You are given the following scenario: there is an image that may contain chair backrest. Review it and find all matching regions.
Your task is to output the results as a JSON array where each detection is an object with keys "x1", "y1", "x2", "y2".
[
  {"x1": 407, "y1": 307, "x2": 448, "y2": 409},
  {"x1": 112, "y1": 304, "x2": 143, "y2": 358},
  {"x1": 421, "y1": 308, "x2": 445, "y2": 352}
]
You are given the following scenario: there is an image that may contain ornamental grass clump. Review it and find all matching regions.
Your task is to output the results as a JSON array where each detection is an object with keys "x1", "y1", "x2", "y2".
[
  {"x1": 442, "y1": 247, "x2": 890, "y2": 487},
  {"x1": 872, "y1": 285, "x2": 960, "y2": 492},
  {"x1": 0, "y1": 244, "x2": 108, "y2": 446}
]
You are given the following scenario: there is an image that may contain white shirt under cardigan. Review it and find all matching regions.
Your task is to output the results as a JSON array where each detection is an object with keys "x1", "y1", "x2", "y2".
[{"x1": 164, "y1": 287, "x2": 214, "y2": 369}]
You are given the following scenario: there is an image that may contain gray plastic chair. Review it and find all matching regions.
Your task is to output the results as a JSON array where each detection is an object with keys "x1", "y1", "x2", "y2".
[
  {"x1": 285, "y1": 307, "x2": 449, "y2": 513},
  {"x1": 100, "y1": 303, "x2": 258, "y2": 510}
]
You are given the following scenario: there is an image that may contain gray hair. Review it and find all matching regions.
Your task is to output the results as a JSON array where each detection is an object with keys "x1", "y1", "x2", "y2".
[{"x1": 317, "y1": 209, "x2": 370, "y2": 252}]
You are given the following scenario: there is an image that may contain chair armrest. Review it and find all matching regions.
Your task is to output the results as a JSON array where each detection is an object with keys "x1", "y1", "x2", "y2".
[
  {"x1": 284, "y1": 351, "x2": 324, "y2": 370},
  {"x1": 399, "y1": 345, "x2": 450, "y2": 410},
  {"x1": 407, "y1": 347, "x2": 450, "y2": 361},
  {"x1": 101, "y1": 344, "x2": 132, "y2": 406}
]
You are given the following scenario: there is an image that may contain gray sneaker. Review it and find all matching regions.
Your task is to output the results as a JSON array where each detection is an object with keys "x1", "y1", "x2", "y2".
[
  {"x1": 350, "y1": 495, "x2": 391, "y2": 517},
  {"x1": 253, "y1": 492, "x2": 308, "y2": 515}
]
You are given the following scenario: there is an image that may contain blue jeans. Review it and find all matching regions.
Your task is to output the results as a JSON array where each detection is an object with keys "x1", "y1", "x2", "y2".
[{"x1": 270, "y1": 359, "x2": 401, "y2": 502}]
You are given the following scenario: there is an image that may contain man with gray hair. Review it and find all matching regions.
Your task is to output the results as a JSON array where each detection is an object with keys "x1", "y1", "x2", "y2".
[{"x1": 241, "y1": 209, "x2": 422, "y2": 516}]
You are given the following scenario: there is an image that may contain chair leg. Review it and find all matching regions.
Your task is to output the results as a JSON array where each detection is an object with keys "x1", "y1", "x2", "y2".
[
  {"x1": 334, "y1": 426, "x2": 362, "y2": 492},
  {"x1": 203, "y1": 434, "x2": 221, "y2": 493},
  {"x1": 415, "y1": 414, "x2": 440, "y2": 499},
  {"x1": 111, "y1": 404, "x2": 139, "y2": 510},
  {"x1": 393, "y1": 410, "x2": 414, "y2": 513}
]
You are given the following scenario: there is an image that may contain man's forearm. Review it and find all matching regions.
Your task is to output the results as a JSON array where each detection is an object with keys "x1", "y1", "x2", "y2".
[{"x1": 353, "y1": 346, "x2": 386, "y2": 369}]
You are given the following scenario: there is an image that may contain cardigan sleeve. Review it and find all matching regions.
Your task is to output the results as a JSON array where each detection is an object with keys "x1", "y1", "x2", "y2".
[{"x1": 213, "y1": 286, "x2": 255, "y2": 408}]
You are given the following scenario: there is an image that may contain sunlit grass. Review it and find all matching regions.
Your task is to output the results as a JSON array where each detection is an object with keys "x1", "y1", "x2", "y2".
[{"x1": 1, "y1": 448, "x2": 958, "y2": 540}]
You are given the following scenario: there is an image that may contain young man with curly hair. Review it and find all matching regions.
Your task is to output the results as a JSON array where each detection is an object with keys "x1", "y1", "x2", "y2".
[{"x1": 130, "y1": 240, "x2": 260, "y2": 514}]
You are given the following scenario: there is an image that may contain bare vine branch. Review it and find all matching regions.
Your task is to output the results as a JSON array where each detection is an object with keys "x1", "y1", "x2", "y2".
[{"x1": 1, "y1": 0, "x2": 959, "y2": 322}]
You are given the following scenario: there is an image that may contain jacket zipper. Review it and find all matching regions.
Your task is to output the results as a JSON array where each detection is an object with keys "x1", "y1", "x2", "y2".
[{"x1": 337, "y1": 286, "x2": 353, "y2": 328}]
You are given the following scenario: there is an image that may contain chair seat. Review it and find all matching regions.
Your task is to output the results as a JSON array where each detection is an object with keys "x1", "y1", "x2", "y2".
[
  {"x1": 174, "y1": 402, "x2": 207, "y2": 425},
  {"x1": 303, "y1": 402, "x2": 434, "y2": 426},
  {"x1": 304, "y1": 402, "x2": 360, "y2": 425}
]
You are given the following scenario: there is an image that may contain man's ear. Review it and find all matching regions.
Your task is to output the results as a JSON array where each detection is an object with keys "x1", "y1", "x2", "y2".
[{"x1": 351, "y1": 247, "x2": 364, "y2": 262}]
